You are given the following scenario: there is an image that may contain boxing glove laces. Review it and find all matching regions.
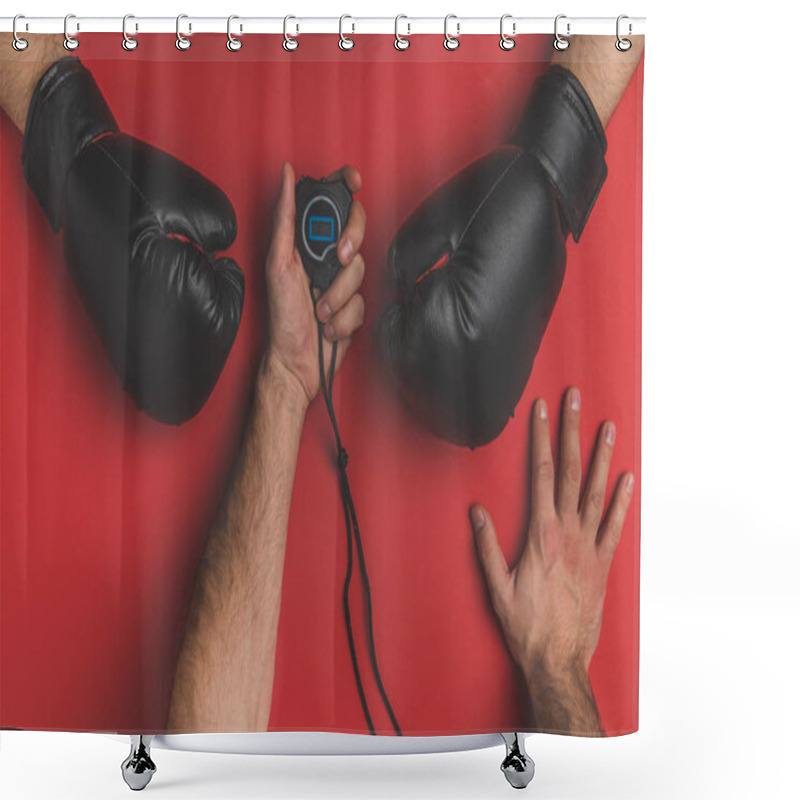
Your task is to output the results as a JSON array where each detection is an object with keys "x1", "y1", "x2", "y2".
[
  {"x1": 22, "y1": 58, "x2": 244, "y2": 425},
  {"x1": 380, "y1": 65, "x2": 607, "y2": 447}
]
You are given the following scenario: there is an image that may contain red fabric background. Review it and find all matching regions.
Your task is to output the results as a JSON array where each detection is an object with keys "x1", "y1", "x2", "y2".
[{"x1": 0, "y1": 34, "x2": 642, "y2": 736}]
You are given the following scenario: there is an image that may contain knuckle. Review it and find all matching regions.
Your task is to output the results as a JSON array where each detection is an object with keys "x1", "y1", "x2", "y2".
[
  {"x1": 336, "y1": 265, "x2": 360, "y2": 302},
  {"x1": 353, "y1": 254, "x2": 366, "y2": 280},
  {"x1": 351, "y1": 202, "x2": 365, "y2": 227},
  {"x1": 612, "y1": 496, "x2": 631, "y2": 525},
  {"x1": 355, "y1": 293, "x2": 366, "y2": 320},
  {"x1": 326, "y1": 317, "x2": 341, "y2": 337},
  {"x1": 610, "y1": 521, "x2": 623, "y2": 543},
  {"x1": 587, "y1": 490, "x2": 605, "y2": 516},
  {"x1": 320, "y1": 290, "x2": 339, "y2": 314},
  {"x1": 603, "y1": 522, "x2": 622, "y2": 550},
  {"x1": 536, "y1": 459, "x2": 555, "y2": 483},
  {"x1": 564, "y1": 460, "x2": 581, "y2": 485},
  {"x1": 350, "y1": 296, "x2": 366, "y2": 329}
]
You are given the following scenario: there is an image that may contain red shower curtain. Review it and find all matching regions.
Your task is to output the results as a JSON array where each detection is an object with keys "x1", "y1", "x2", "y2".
[{"x1": 1, "y1": 33, "x2": 642, "y2": 736}]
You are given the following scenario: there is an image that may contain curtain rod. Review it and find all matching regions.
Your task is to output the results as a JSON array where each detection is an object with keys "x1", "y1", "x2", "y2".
[{"x1": 1, "y1": 16, "x2": 646, "y2": 37}]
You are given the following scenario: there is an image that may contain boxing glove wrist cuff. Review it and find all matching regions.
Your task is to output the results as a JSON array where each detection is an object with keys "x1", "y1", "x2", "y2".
[
  {"x1": 510, "y1": 65, "x2": 607, "y2": 242},
  {"x1": 22, "y1": 58, "x2": 119, "y2": 231}
]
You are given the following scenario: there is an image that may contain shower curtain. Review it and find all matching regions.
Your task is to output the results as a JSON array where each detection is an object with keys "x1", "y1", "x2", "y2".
[{"x1": 0, "y1": 30, "x2": 643, "y2": 738}]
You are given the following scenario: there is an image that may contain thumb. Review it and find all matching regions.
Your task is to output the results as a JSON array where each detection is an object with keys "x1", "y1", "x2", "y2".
[
  {"x1": 268, "y1": 161, "x2": 297, "y2": 269},
  {"x1": 470, "y1": 504, "x2": 511, "y2": 611}
]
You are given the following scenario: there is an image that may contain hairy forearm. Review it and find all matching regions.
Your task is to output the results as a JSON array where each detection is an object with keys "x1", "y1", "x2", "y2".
[
  {"x1": 525, "y1": 662, "x2": 603, "y2": 736},
  {"x1": 0, "y1": 34, "x2": 63, "y2": 132},
  {"x1": 168, "y1": 358, "x2": 308, "y2": 732},
  {"x1": 554, "y1": 34, "x2": 644, "y2": 127}
]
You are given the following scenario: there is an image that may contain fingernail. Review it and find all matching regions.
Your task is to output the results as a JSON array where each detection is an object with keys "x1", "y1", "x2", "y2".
[
  {"x1": 470, "y1": 506, "x2": 485, "y2": 532},
  {"x1": 340, "y1": 238, "x2": 354, "y2": 264},
  {"x1": 570, "y1": 388, "x2": 581, "y2": 412},
  {"x1": 324, "y1": 323, "x2": 336, "y2": 341},
  {"x1": 625, "y1": 473, "x2": 635, "y2": 493},
  {"x1": 605, "y1": 422, "x2": 616, "y2": 446},
  {"x1": 538, "y1": 399, "x2": 548, "y2": 419},
  {"x1": 318, "y1": 301, "x2": 332, "y2": 322}
]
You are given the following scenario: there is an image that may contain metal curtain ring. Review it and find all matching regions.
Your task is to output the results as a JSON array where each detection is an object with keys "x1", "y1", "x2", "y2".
[
  {"x1": 499, "y1": 14, "x2": 515, "y2": 50},
  {"x1": 339, "y1": 14, "x2": 354, "y2": 50},
  {"x1": 616, "y1": 14, "x2": 632, "y2": 51},
  {"x1": 283, "y1": 15, "x2": 299, "y2": 51},
  {"x1": 394, "y1": 14, "x2": 410, "y2": 50},
  {"x1": 176, "y1": 14, "x2": 191, "y2": 50},
  {"x1": 64, "y1": 13, "x2": 79, "y2": 51},
  {"x1": 554, "y1": 14, "x2": 570, "y2": 51},
  {"x1": 122, "y1": 14, "x2": 138, "y2": 51},
  {"x1": 227, "y1": 15, "x2": 242, "y2": 51},
  {"x1": 12, "y1": 15, "x2": 28, "y2": 51},
  {"x1": 444, "y1": 14, "x2": 460, "y2": 51}
]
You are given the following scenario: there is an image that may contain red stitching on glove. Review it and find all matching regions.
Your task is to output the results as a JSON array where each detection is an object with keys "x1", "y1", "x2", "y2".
[{"x1": 414, "y1": 251, "x2": 450, "y2": 285}]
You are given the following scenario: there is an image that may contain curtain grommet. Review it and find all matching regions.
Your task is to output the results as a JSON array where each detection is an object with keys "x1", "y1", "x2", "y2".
[
  {"x1": 444, "y1": 14, "x2": 460, "y2": 51},
  {"x1": 283, "y1": 15, "x2": 299, "y2": 51},
  {"x1": 227, "y1": 15, "x2": 243, "y2": 51},
  {"x1": 176, "y1": 14, "x2": 191, "y2": 50},
  {"x1": 122, "y1": 14, "x2": 138, "y2": 51},
  {"x1": 553, "y1": 14, "x2": 570, "y2": 51},
  {"x1": 499, "y1": 14, "x2": 516, "y2": 51},
  {"x1": 394, "y1": 15, "x2": 410, "y2": 50},
  {"x1": 64, "y1": 13, "x2": 79, "y2": 51},
  {"x1": 616, "y1": 15, "x2": 633, "y2": 51},
  {"x1": 339, "y1": 14, "x2": 355, "y2": 50},
  {"x1": 12, "y1": 15, "x2": 28, "y2": 51}
]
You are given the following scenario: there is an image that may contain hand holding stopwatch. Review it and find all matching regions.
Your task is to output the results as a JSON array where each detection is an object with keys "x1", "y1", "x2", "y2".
[{"x1": 295, "y1": 177, "x2": 353, "y2": 293}]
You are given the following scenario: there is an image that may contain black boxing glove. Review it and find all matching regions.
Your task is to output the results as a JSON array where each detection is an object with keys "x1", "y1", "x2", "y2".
[
  {"x1": 22, "y1": 58, "x2": 244, "y2": 425},
  {"x1": 380, "y1": 65, "x2": 607, "y2": 448}
]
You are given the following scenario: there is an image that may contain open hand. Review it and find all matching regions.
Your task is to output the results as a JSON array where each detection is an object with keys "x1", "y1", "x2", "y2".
[{"x1": 470, "y1": 387, "x2": 634, "y2": 732}]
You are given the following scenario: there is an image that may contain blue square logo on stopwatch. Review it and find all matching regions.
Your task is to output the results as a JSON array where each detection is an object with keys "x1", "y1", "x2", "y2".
[{"x1": 309, "y1": 216, "x2": 335, "y2": 242}]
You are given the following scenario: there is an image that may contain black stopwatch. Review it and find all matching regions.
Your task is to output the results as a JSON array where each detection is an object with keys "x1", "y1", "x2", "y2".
[{"x1": 295, "y1": 176, "x2": 353, "y2": 293}]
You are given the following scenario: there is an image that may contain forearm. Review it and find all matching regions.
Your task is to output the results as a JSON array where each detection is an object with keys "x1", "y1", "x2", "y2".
[
  {"x1": 525, "y1": 662, "x2": 603, "y2": 736},
  {"x1": 554, "y1": 34, "x2": 644, "y2": 127},
  {"x1": 0, "y1": 34, "x2": 63, "y2": 132},
  {"x1": 168, "y1": 357, "x2": 308, "y2": 732}
]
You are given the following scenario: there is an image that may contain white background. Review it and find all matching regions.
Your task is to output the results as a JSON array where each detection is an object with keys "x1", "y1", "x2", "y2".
[{"x1": 2, "y1": 1, "x2": 799, "y2": 798}]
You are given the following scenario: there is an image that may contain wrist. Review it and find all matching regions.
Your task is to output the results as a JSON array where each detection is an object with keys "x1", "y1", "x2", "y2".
[
  {"x1": 524, "y1": 659, "x2": 602, "y2": 735},
  {"x1": 552, "y1": 35, "x2": 644, "y2": 128},
  {"x1": 257, "y1": 354, "x2": 310, "y2": 419},
  {"x1": 0, "y1": 35, "x2": 64, "y2": 133},
  {"x1": 523, "y1": 655, "x2": 591, "y2": 701}
]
